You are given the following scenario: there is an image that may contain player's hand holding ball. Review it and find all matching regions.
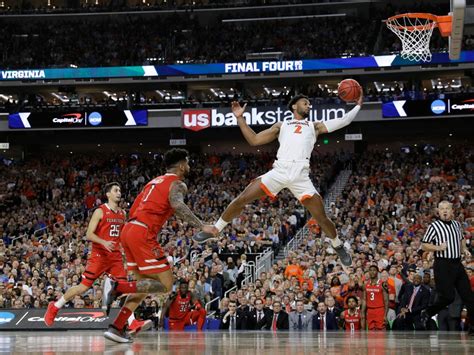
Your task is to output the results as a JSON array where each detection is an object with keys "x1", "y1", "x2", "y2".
[{"x1": 338, "y1": 79, "x2": 363, "y2": 106}]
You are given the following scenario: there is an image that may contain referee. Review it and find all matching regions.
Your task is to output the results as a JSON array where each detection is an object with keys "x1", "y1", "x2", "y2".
[{"x1": 420, "y1": 201, "x2": 473, "y2": 334}]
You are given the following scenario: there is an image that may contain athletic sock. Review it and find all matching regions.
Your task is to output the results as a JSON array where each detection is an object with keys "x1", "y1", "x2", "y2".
[
  {"x1": 331, "y1": 237, "x2": 342, "y2": 248},
  {"x1": 113, "y1": 306, "x2": 133, "y2": 330},
  {"x1": 128, "y1": 312, "x2": 136, "y2": 326},
  {"x1": 214, "y1": 217, "x2": 229, "y2": 232},
  {"x1": 116, "y1": 281, "x2": 137, "y2": 294},
  {"x1": 54, "y1": 296, "x2": 66, "y2": 309}
]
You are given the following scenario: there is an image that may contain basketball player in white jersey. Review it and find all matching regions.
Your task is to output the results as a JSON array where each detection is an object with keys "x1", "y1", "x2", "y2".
[{"x1": 194, "y1": 93, "x2": 363, "y2": 266}]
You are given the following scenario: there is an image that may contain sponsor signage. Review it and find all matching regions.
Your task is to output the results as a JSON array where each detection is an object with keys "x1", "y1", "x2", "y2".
[
  {"x1": 0, "y1": 308, "x2": 120, "y2": 330},
  {"x1": 382, "y1": 96, "x2": 474, "y2": 118},
  {"x1": 345, "y1": 133, "x2": 363, "y2": 141},
  {"x1": 169, "y1": 139, "x2": 187, "y2": 146},
  {"x1": 8, "y1": 110, "x2": 147, "y2": 129},
  {"x1": 182, "y1": 105, "x2": 347, "y2": 131},
  {"x1": 0, "y1": 143, "x2": 9, "y2": 149},
  {"x1": 1, "y1": 51, "x2": 474, "y2": 81}
]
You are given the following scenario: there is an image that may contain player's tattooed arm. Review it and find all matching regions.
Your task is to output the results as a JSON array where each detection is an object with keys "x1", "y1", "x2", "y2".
[
  {"x1": 136, "y1": 279, "x2": 168, "y2": 293},
  {"x1": 169, "y1": 181, "x2": 204, "y2": 228}
]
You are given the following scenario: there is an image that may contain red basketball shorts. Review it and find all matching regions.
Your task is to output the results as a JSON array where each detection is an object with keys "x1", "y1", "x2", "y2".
[
  {"x1": 120, "y1": 222, "x2": 171, "y2": 275},
  {"x1": 81, "y1": 251, "x2": 127, "y2": 288},
  {"x1": 367, "y1": 307, "x2": 385, "y2": 330}
]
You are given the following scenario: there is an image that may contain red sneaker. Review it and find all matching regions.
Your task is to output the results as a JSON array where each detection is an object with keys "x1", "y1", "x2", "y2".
[
  {"x1": 129, "y1": 319, "x2": 153, "y2": 336},
  {"x1": 44, "y1": 301, "x2": 60, "y2": 326}
]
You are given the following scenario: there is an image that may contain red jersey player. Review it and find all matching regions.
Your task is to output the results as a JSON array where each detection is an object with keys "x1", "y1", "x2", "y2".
[
  {"x1": 341, "y1": 296, "x2": 362, "y2": 331},
  {"x1": 361, "y1": 265, "x2": 389, "y2": 330},
  {"x1": 44, "y1": 182, "x2": 151, "y2": 334},
  {"x1": 161, "y1": 279, "x2": 207, "y2": 331},
  {"x1": 103, "y1": 149, "x2": 217, "y2": 343}
]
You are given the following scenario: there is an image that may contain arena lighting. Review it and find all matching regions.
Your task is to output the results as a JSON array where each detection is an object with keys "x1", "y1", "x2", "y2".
[
  {"x1": 51, "y1": 93, "x2": 69, "y2": 103},
  {"x1": 222, "y1": 13, "x2": 345, "y2": 23},
  {"x1": 102, "y1": 91, "x2": 117, "y2": 101}
]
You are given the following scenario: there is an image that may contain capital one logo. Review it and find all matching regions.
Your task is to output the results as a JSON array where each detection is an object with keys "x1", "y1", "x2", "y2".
[{"x1": 182, "y1": 110, "x2": 211, "y2": 131}]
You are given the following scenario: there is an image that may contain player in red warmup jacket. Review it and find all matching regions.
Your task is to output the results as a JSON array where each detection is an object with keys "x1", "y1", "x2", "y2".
[
  {"x1": 161, "y1": 279, "x2": 207, "y2": 331},
  {"x1": 44, "y1": 182, "x2": 151, "y2": 334},
  {"x1": 361, "y1": 265, "x2": 389, "y2": 330},
  {"x1": 341, "y1": 296, "x2": 362, "y2": 331},
  {"x1": 103, "y1": 149, "x2": 217, "y2": 343}
]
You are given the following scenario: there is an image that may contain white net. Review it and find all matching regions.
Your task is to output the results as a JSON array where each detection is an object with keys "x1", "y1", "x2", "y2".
[{"x1": 386, "y1": 15, "x2": 437, "y2": 62}]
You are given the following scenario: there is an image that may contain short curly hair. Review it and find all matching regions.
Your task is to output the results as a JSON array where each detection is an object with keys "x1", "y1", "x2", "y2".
[
  {"x1": 287, "y1": 94, "x2": 310, "y2": 112},
  {"x1": 164, "y1": 148, "x2": 189, "y2": 168}
]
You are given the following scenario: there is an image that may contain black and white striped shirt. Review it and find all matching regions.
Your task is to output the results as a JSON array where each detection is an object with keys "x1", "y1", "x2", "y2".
[{"x1": 422, "y1": 219, "x2": 464, "y2": 259}]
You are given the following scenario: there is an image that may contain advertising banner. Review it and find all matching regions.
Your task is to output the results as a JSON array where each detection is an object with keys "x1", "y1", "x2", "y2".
[
  {"x1": 181, "y1": 105, "x2": 347, "y2": 131},
  {"x1": 0, "y1": 308, "x2": 120, "y2": 330},
  {"x1": 1, "y1": 51, "x2": 473, "y2": 81},
  {"x1": 382, "y1": 96, "x2": 474, "y2": 118},
  {"x1": 8, "y1": 110, "x2": 148, "y2": 129}
]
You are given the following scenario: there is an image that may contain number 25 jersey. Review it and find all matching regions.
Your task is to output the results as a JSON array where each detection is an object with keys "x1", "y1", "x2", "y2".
[{"x1": 93, "y1": 203, "x2": 126, "y2": 254}]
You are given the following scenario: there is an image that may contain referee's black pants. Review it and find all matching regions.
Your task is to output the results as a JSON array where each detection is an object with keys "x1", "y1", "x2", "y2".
[{"x1": 427, "y1": 258, "x2": 474, "y2": 324}]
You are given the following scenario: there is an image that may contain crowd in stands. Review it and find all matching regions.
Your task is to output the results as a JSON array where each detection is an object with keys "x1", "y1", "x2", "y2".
[
  {"x1": 0, "y1": 149, "x2": 344, "y2": 315},
  {"x1": 0, "y1": 0, "x2": 335, "y2": 14},
  {"x1": 207, "y1": 147, "x2": 473, "y2": 331},
  {"x1": 2, "y1": 2, "x2": 471, "y2": 70},
  {"x1": 1, "y1": 145, "x2": 472, "y2": 333}
]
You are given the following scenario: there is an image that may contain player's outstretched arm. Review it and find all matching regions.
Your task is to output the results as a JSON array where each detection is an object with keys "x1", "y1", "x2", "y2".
[
  {"x1": 231, "y1": 101, "x2": 281, "y2": 146},
  {"x1": 169, "y1": 181, "x2": 217, "y2": 235},
  {"x1": 315, "y1": 93, "x2": 363, "y2": 135}
]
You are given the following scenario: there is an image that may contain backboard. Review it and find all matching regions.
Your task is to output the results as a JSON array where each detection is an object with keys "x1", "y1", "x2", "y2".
[{"x1": 449, "y1": 0, "x2": 466, "y2": 60}]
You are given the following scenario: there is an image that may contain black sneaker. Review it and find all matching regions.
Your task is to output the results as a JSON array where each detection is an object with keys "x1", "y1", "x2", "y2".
[
  {"x1": 334, "y1": 245, "x2": 352, "y2": 266},
  {"x1": 102, "y1": 276, "x2": 118, "y2": 316},
  {"x1": 104, "y1": 325, "x2": 133, "y2": 343},
  {"x1": 193, "y1": 231, "x2": 219, "y2": 244}
]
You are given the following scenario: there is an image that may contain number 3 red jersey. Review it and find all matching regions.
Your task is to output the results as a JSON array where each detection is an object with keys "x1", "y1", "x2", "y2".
[
  {"x1": 365, "y1": 280, "x2": 385, "y2": 308},
  {"x1": 169, "y1": 291, "x2": 192, "y2": 320},
  {"x1": 93, "y1": 203, "x2": 126, "y2": 254},
  {"x1": 129, "y1": 174, "x2": 179, "y2": 234}
]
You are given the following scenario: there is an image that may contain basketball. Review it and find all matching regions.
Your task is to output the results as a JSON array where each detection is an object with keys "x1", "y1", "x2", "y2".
[{"x1": 338, "y1": 79, "x2": 362, "y2": 102}]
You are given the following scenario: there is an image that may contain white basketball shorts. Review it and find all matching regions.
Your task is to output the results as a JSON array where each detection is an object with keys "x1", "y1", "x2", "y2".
[{"x1": 259, "y1": 160, "x2": 319, "y2": 202}]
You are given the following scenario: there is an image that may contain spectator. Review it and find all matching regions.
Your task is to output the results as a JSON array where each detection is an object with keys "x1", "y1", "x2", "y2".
[
  {"x1": 220, "y1": 300, "x2": 245, "y2": 330},
  {"x1": 392, "y1": 274, "x2": 430, "y2": 330},
  {"x1": 289, "y1": 300, "x2": 313, "y2": 331},
  {"x1": 312, "y1": 302, "x2": 338, "y2": 331},
  {"x1": 265, "y1": 301, "x2": 289, "y2": 331},
  {"x1": 245, "y1": 298, "x2": 270, "y2": 330}
]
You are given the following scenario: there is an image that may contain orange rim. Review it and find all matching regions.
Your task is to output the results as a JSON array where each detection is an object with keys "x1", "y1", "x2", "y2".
[{"x1": 386, "y1": 12, "x2": 452, "y2": 36}]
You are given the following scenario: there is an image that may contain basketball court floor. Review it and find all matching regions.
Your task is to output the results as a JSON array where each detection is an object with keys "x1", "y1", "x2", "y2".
[{"x1": 0, "y1": 331, "x2": 472, "y2": 354}]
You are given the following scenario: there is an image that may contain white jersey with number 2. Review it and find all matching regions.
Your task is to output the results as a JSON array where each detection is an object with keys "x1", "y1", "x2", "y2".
[{"x1": 276, "y1": 119, "x2": 316, "y2": 162}]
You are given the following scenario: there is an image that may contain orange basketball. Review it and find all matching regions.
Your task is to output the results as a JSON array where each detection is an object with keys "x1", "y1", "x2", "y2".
[{"x1": 338, "y1": 79, "x2": 362, "y2": 102}]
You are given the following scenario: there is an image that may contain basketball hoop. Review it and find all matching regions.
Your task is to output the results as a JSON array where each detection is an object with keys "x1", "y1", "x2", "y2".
[{"x1": 386, "y1": 13, "x2": 452, "y2": 62}]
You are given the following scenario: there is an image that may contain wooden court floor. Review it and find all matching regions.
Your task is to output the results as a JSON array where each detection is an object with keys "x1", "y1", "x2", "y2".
[{"x1": 0, "y1": 330, "x2": 472, "y2": 354}]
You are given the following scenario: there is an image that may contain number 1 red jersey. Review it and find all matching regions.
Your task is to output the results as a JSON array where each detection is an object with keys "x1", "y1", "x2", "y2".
[
  {"x1": 93, "y1": 203, "x2": 126, "y2": 254},
  {"x1": 129, "y1": 174, "x2": 179, "y2": 234},
  {"x1": 365, "y1": 280, "x2": 385, "y2": 309}
]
